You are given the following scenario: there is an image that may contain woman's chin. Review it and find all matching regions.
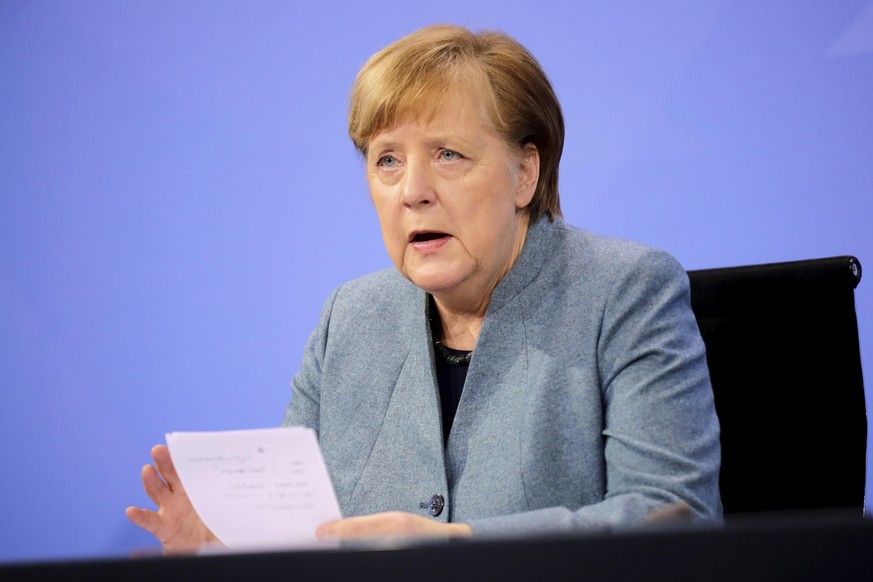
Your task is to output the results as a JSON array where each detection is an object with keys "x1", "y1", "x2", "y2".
[{"x1": 405, "y1": 270, "x2": 469, "y2": 297}]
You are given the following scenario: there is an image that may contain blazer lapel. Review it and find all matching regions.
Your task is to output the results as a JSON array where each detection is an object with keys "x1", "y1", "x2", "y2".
[
  {"x1": 445, "y1": 296, "x2": 531, "y2": 515},
  {"x1": 347, "y1": 291, "x2": 450, "y2": 516}
]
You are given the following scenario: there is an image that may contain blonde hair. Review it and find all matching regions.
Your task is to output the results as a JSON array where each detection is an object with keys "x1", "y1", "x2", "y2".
[{"x1": 348, "y1": 25, "x2": 564, "y2": 220}]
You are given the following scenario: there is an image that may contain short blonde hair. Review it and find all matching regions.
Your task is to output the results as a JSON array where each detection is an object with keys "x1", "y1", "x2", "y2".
[{"x1": 348, "y1": 25, "x2": 564, "y2": 220}]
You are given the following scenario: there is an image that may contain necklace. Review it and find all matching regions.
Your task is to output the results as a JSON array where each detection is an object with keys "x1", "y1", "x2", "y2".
[
  {"x1": 433, "y1": 337, "x2": 473, "y2": 367},
  {"x1": 427, "y1": 294, "x2": 473, "y2": 366}
]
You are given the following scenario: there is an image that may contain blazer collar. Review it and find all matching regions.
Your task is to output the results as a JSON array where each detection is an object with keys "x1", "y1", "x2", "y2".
[
  {"x1": 485, "y1": 214, "x2": 558, "y2": 316},
  {"x1": 401, "y1": 213, "x2": 558, "y2": 332}
]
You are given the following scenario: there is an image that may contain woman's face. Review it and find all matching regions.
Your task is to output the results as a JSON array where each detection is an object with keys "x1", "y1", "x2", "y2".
[{"x1": 366, "y1": 88, "x2": 539, "y2": 309}]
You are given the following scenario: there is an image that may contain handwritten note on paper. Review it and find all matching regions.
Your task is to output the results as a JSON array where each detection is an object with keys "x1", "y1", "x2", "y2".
[{"x1": 165, "y1": 427, "x2": 342, "y2": 550}]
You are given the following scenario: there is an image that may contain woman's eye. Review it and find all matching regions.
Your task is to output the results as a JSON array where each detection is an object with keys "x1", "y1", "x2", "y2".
[
  {"x1": 377, "y1": 155, "x2": 398, "y2": 168},
  {"x1": 440, "y1": 149, "x2": 461, "y2": 162}
]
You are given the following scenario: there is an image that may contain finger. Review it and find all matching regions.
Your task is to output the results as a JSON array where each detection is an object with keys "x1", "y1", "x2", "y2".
[
  {"x1": 151, "y1": 445, "x2": 181, "y2": 493},
  {"x1": 644, "y1": 501, "x2": 693, "y2": 524},
  {"x1": 315, "y1": 516, "x2": 368, "y2": 540},
  {"x1": 125, "y1": 506, "x2": 161, "y2": 536},
  {"x1": 317, "y1": 513, "x2": 417, "y2": 540},
  {"x1": 141, "y1": 464, "x2": 171, "y2": 507}
]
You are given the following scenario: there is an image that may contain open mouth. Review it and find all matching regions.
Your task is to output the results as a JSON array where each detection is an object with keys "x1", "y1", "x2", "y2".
[{"x1": 410, "y1": 231, "x2": 449, "y2": 242}]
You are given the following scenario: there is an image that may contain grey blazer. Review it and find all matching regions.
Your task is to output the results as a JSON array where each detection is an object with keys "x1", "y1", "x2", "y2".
[{"x1": 283, "y1": 216, "x2": 722, "y2": 536}]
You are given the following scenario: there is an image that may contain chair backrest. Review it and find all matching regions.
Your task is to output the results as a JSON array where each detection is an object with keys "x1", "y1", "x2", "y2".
[{"x1": 687, "y1": 256, "x2": 866, "y2": 515}]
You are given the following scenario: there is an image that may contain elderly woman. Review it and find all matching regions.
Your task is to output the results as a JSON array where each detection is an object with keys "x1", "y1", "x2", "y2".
[{"x1": 127, "y1": 24, "x2": 721, "y2": 549}]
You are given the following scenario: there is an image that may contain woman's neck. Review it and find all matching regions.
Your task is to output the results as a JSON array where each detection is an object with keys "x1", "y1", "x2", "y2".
[
  {"x1": 430, "y1": 211, "x2": 531, "y2": 350},
  {"x1": 432, "y1": 297, "x2": 485, "y2": 351}
]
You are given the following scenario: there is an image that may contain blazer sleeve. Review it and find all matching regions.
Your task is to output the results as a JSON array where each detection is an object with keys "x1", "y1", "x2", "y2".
[
  {"x1": 281, "y1": 287, "x2": 340, "y2": 433},
  {"x1": 467, "y1": 249, "x2": 722, "y2": 536}
]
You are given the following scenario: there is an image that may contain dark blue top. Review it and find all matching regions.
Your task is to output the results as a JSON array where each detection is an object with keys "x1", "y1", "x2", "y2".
[{"x1": 435, "y1": 346, "x2": 470, "y2": 444}]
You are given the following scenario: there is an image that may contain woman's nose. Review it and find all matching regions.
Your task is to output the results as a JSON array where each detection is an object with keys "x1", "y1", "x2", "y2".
[{"x1": 400, "y1": 159, "x2": 435, "y2": 208}]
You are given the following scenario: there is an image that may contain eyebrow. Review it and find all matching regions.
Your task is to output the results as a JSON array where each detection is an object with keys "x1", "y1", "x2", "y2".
[
  {"x1": 368, "y1": 140, "x2": 399, "y2": 154},
  {"x1": 368, "y1": 135, "x2": 483, "y2": 156},
  {"x1": 425, "y1": 135, "x2": 481, "y2": 150}
]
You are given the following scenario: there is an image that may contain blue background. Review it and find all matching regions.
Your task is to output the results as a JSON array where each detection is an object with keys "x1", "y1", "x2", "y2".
[{"x1": 1, "y1": 0, "x2": 871, "y2": 563}]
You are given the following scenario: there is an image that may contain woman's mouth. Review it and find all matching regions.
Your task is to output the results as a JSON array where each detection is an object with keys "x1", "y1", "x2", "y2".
[{"x1": 409, "y1": 231, "x2": 451, "y2": 253}]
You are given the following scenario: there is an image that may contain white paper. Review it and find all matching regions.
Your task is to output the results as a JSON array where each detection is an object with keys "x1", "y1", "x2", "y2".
[{"x1": 165, "y1": 426, "x2": 342, "y2": 550}]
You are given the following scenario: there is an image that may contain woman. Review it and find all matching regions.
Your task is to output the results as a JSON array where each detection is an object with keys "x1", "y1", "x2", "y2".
[{"x1": 127, "y1": 25, "x2": 721, "y2": 550}]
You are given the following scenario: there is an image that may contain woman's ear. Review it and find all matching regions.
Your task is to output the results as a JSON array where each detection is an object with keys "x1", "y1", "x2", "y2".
[{"x1": 515, "y1": 143, "x2": 540, "y2": 209}]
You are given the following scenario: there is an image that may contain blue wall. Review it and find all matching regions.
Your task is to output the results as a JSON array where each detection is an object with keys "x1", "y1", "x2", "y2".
[{"x1": 1, "y1": 0, "x2": 871, "y2": 563}]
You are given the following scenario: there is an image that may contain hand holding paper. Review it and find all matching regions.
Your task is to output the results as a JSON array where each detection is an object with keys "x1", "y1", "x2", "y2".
[
  {"x1": 164, "y1": 427, "x2": 342, "y2": 550},
  {"x1": 125, "y1": 444, "x2": 219, "y2": 553}
]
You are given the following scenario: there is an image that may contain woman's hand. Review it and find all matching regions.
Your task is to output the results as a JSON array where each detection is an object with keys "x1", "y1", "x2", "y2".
[
  {"x1": 125, "y1": 444, "x2": 220, "y2": 553},
  {"x1": 315, "y1": 512, "x2": 473, "y2": 541}
]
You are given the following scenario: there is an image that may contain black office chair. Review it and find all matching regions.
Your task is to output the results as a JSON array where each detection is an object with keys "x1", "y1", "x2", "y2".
[{"x1": 687, "y1": 256, "x2": 867, "y2": 515}]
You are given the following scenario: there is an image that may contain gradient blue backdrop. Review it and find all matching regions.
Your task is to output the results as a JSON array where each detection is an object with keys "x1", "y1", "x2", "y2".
[{"x1": 1, "y1": 0, "x2": 871, "y2": 563}]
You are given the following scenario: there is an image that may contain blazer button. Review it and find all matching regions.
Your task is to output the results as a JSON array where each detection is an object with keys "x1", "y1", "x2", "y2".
[{"x1": 428, "y1": 494, "x2": 445, "y2": 517}]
